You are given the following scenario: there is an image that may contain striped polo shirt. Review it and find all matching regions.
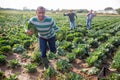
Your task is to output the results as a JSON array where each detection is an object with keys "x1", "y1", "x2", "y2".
[{"x1": 28, "y1": 16, "x2": 59, "y2": 39}]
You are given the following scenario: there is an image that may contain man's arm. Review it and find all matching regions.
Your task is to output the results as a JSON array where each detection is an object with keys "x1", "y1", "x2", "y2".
[
  {"x1": 63, "y1": 13, "x2": 69, "y2": 16},
  {"x1": 25, "y1": 19, "x2": 36, "y2": 36},
  {"x1": 93, "y1": 13, "x2": 96, "y2": 17},
  {"x1": 87, "y1": 13, "x2": 90, "y2": 16},
  {"x1": 26, "y1": 30, "x2": 33, "y2": 35},
  {"x1": 26, "y1": 22, "x2": 34, "y2": 35},
  {"x1": 74, "y1": 13, "x2": 77, "y2": 19},
  {"x1": 51, "y1": 19, "x2": 60, "y2": 32}
]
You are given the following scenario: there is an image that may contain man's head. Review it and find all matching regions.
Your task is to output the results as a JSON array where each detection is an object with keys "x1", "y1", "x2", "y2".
[
  {"x1": 90, "y1": 9, "x2": 93, "y2": 13},
  {"x1": 36, "y1": 6, "x2": 45, "y2": 20},
  {"x1": 69, "y1": 9, "x2": 73, "y2": 14}
]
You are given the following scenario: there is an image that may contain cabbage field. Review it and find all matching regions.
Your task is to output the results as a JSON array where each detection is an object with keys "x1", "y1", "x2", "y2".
[{"x1": 0, "y1": 10, "x2": 120, "y2": 80}]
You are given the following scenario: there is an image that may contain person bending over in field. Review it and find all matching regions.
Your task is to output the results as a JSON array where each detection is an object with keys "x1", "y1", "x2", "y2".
[
  {"x1": 64, "y1": 10, "x2": 77, "y2": 30},
  {"x1": 86, "y1": 10, "x2": 96, "y2": 30},
  {"x1": 25, "y1": 6, "x2": 60, "y2": 69}
]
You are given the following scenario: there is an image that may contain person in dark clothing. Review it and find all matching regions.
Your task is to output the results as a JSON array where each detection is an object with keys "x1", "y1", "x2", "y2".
[{"x1": 64, "y1": 10, "x2": 77, "y2": 30}]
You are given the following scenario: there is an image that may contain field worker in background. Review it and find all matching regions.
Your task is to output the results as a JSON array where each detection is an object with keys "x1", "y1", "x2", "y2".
[
  {"x1": 64, "y1": 10, "x2": 77, "y2": 30},
  {"x1": 25, "y1": 6, "x2": 59, "y2": 69},
  {"x1": 86, "y1": 10, "x2": 96, "y2": 30}
]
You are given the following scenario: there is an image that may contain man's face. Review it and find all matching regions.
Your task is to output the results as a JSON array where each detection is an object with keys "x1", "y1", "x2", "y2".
[
  {"x1": 90, "y1": 10, "x2": 93, "y2": 13},
  {"x1": 36, "y1": 9, "x2": 45, "y2": 20},
  {"x1": 69, "y1": 10, "x2": 73, "y2": 14}
]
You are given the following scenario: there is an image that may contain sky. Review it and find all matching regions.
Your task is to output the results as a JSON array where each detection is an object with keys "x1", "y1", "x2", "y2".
[{"x1": 0, "y1": 0, "x2": 120, "y2": 10}]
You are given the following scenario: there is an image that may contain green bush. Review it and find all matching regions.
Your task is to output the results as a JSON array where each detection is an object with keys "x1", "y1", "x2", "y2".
[
  {"x1": 31, "y1": 50, "x2": 42, "y2": 64},
  {"x1": 111, "y1": 50, "x2": 120, "y2": 70},
  {"x1": 66, "y1": 53, "x2": 76, "y2": 62},
  {"x1": 65, "y1": 72, "x2": 83, "y2": 80},
  {"x1": 23, "y1": 40, "x2": 32, "y2": 49},
  {"x1": 9, "y1": 59, "x2": 20, "y2": 68},
  {"x1": 0, "y1": 69, "x2": 5, "y2": 79},
  {"x1": 12, "y1": 44, "x2": 25, "y2": 53},
  {"x1": 25, "y1": 63, "x2": 38, "y2": 73},
  {"x1": 7, "y1": 74, "x2": 18, "y2": 80},
  {"x1": 0, "y1": 45, "x2": 11, "y2": 53},
  {"x1": 0, "y1": 40, "x2": 10, "y2": 46},
  {"x1": 47, "y1": 51, "x2": 58, "y2": 60},
  {"x1": 44, "y1": 66, "x2": 57, "y2": 78},
  {"x1": 57, "y1": 47, "x2": 66, "y2": 56},
  {"x1": 0, "y1": 55, "x2": 7, "y2": 65},
  {"x1": 56, "y1": 59, "x2": 72, "y2": 72}
]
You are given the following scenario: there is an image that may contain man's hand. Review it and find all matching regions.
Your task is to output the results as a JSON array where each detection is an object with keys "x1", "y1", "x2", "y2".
[{"x1": 26, "y1": 30, "x2": 34, "y2": 35}]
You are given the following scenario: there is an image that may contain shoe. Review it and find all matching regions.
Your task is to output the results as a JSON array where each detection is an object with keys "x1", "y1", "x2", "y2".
[
  {"x1": 42, "y1": 57, "x2": 49, "y2": 69},
  {"x1": 44, "y1": 66, "x2": 49, "y2": 71}
]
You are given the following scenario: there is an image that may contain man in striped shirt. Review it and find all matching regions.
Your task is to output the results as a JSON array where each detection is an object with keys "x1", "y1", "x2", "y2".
[{"x1": 26, "y1": 6, "x2": 59, "y2": 69}]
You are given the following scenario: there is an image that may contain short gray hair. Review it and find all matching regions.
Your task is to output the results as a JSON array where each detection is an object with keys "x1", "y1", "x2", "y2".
[{"x1": 37, "y1": 6, "x2": 45, "y2": 11}]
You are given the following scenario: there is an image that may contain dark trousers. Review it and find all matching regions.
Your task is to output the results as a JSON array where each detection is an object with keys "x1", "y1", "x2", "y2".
[{"x1": 39, "y1": 36, "x2": 56, "y2": 58}]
